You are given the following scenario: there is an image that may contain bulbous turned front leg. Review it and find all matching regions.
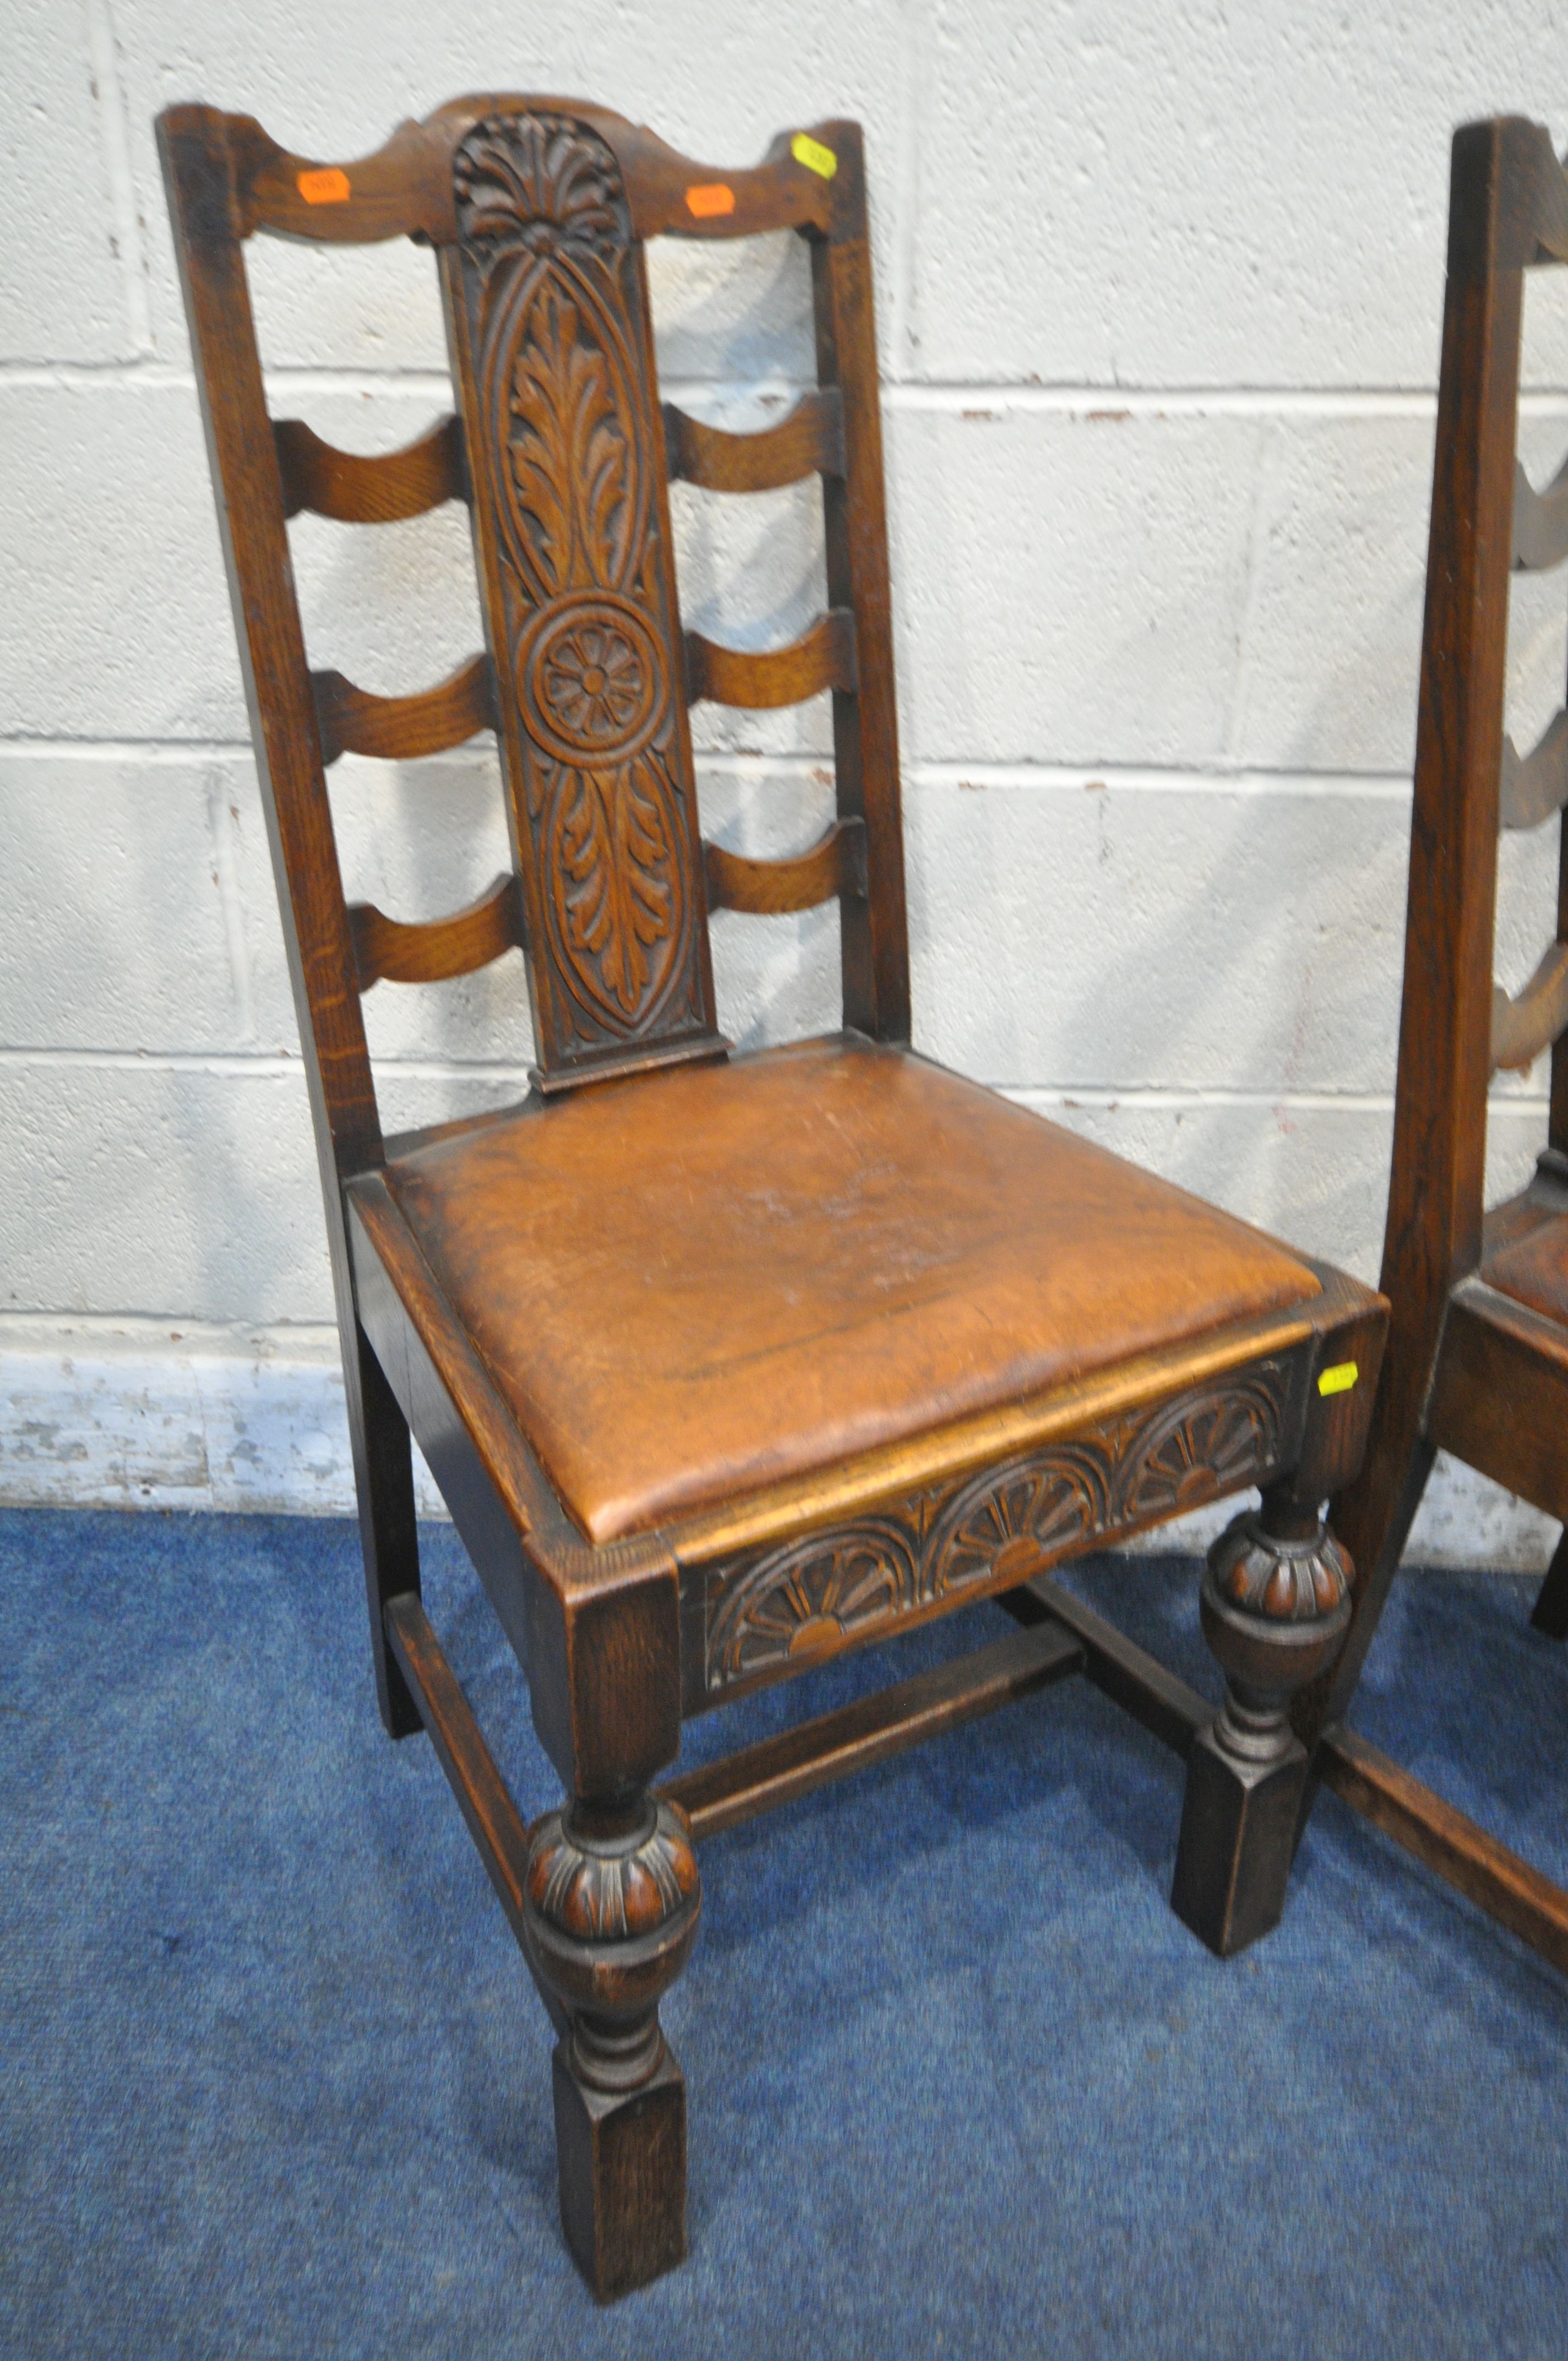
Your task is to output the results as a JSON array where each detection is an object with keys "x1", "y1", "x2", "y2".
[
  {"x1": 522, "y1": 1792, "x2": 701, "y2": 2302},
  {"x1": 1170, "y1": 1492, "x2": 1353, "y2": 1956}
]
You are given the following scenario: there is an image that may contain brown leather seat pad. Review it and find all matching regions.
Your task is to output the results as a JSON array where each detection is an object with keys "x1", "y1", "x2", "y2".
[
  {"x1": 384, "y1": 1036, "x2": 1321, "y2": 1542},
  {"x1": 1483, "y1": 1204, "x2": 1568, "y2": 1330}
]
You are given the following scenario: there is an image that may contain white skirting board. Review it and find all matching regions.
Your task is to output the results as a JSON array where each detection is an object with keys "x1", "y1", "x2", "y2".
[{"x1": 0, "y1": 1318, "x2": 1557, "y2": 1571}]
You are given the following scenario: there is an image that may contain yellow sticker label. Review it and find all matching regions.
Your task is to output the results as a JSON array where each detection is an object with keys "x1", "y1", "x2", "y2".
[
  {"x1": 685, "y1": 182, "x2": 736, "y2": 219},
  {"x1": 297, "y1": 167, "x2": 351, "y2": 205},
  {"x1": 791, "y1": 132, "x2": 838, "y2": 179},
  {"x1": 1317, "y1": 1361, "x2": 1359, "y2": 1397}
]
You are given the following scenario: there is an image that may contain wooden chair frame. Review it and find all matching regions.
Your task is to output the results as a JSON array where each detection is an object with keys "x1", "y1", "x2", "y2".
[
  {"x1": 161, "y1": 94, "x2": 1385, "y2": 2299},
  {"x1": 1300, "y1": 118, "x2": 1568, "y2": 1978}
]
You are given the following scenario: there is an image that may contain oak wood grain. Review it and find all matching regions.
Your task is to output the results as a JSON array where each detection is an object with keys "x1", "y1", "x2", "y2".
[
  {"x1": 312, "y1": 655, "x2": 495, "y2": 765},
  {"x1": 275, "y1": 413, "x2": 467, "y2": 523},
  {"x1": 1317, "y1": 1723, "x2": 1568, "y2": 1976},
  {"x1": 702, "y1": 818, "x2": 865, "y2": 915},
  {"x1": 685, "y1": 609, "x2": 857, "y2": 709},
  {"x1": 348, "y1": 872, "x2": 524, "y2": 990},
  {"x1": 660, "y1": 1619, "x2": 1084, "y2": 1838},
  {"x1": 662, "y1": 389, "x2": 844, "y2": 492}
]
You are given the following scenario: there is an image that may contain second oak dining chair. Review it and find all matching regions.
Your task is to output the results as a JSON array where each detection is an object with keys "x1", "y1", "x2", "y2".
[
  {"x1": 161, "y1": 93, "x2": 1386, "y2": 2299},
  {"x1": 1302, "y1": 117, "x2": 1568, "y2": 1979}
]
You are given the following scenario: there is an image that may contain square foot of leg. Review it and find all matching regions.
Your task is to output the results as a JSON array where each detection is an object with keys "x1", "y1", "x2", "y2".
[
  {"x1": 1170, "y1": 1722, "x2": 1308, "y2": 1957},
  {"x1": 552, "y1": 2037, "x2": 687, "y2": 2302}
]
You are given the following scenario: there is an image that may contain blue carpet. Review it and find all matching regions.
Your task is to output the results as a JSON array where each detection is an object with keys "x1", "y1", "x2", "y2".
[{"x1": 3, "y1": 1508, "x2": 1566, "y2": 2358}]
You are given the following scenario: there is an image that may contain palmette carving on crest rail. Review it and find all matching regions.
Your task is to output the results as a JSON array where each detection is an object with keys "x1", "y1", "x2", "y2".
[
  {"x1": 449, "y1": 113, "x2": 708, "y2": 1063},
  {"x1": 702, "y1": 1361, "x2": 1294, "y2": 1694}
]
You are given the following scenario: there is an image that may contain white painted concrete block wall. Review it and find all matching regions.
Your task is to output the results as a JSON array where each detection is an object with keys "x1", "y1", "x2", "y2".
[{"x1": 3, "y1": 1, "x2": 1567, "y2": 1563}]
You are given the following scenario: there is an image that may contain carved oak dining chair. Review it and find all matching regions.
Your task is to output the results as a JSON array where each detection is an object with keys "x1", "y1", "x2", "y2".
[
  {"x1": 1298, "y1": 118, "x2": 1568, "y2": 1977},
  {"x1": 161, "y1": 94, "x2": 1386, "y2": 2299}
]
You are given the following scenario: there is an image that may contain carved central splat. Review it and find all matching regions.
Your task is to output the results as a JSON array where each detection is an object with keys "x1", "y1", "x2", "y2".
[{"x1": 445, "y1": 111, "x2": 714, "y2": 1071}]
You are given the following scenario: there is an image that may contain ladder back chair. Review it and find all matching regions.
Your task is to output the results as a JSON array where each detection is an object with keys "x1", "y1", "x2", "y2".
[
  {"x1": 161, "y1": 93, "x2": 1386, "y2": 2299},
  {"x1": 1305, "y1": 118, "x2": 1568, "y2": 1976}
]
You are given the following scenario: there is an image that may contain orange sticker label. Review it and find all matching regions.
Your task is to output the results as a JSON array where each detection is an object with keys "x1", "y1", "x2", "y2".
[
  {"x1": 685, "y1": 182, "x2": 736, "y2": 219},
  {"x1": 297, "y1": 167, "x2": 351, "y2": 206}
]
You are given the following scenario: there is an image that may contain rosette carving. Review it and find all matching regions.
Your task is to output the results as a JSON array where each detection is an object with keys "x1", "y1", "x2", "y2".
[{"x1": 447, "y1": 111, "x2": 710, "y2": 1071}]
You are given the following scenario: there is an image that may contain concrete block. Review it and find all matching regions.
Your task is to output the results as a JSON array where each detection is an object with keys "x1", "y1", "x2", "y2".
[
  {"x1": 0, "y1": 383, "x2": 239, "y2": 741},
  {"x1": 673, "y1": 454, "x2": 834, "y2": 761},
  {"x1": 888, "y1": 409, "x2": 1258, "y2": 768},
  {"x1": 238, "y1": 208, "x2": 818, "y2": 386},
  {"x1": 320, "y1": 751, "x2": 534, "y2": 1072},
  {"x1": 0, "y1": 10, "x2": 130, "y2": 361},
  {"x1": 0, "y1": 1058, "x2": 334, "y2": 1325},
  {"x1": 906, "y1": 777, "x2": 1412, "y2": 1095},
  {"x1": 1231, "y1": 413, "x2": 1568, "y2": 777},
  {"x1": 0, "y1": 377, "x2": 834, "y2": 751},
  {"x1": 0, "y1": 1315, "x2": 1550, "y2": 1565},
  {"x1": 0, "y1": 1317, "x2": 341, "y2": 1512},
  {"x1": 915, "y1": 0, "x2": 1568, "y2": 391},
  {"x1": 0, "y1": 1058, "x2": 531, "y2": 1328},
  {"x1": 0, "y1": 752, "x2": 249, "y2": 1051}
]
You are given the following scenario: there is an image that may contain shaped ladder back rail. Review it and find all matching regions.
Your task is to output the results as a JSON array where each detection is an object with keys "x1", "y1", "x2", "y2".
[
  {"x1": 704, "y1": 818, "x2": 865, "y2": 916},
  {"x1": 312, "y1": 655, "x2": 497, "y2": 765},
  {"x1": 685, "y1": 607, "x2": 858, "y2": 709},
  {"x1": 163, "y1": 91, "x2": 1386, "y2": 2304},
  {"x1": 275, "y1": 413, "x2": 469, "y2": 522},
  {"x1": 662, "y1": 387, "x2": 845, "y2": 492},
  {"x1": 1300, "y1": 117, "x2": 1568, "y2": 1979}
]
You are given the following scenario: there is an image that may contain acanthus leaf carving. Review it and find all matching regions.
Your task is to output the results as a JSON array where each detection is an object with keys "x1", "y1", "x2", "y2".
[
  {"x1": 551, "y1": 755, "x2": 680, "y2": 1020},
  {"x1": 505, "y1": 279, "x2": 637, "y2": 598},
  {"x1": 455, "y1": 112, "x2": 625, "y2": 259},
  {"x1": 449, "y1": 109, "x2": 709, "y2": 1069}
]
